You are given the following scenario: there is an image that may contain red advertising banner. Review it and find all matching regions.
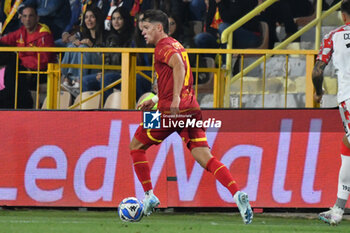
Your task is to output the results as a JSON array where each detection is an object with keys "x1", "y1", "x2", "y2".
[{"x1": 0, "y1": 109, "x2": 345, "y2": 208}]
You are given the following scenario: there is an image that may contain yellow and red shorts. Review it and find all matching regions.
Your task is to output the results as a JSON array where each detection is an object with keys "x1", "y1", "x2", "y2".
[{"x1": 134, "y1": 110, "x2": 209, "y2": 151}]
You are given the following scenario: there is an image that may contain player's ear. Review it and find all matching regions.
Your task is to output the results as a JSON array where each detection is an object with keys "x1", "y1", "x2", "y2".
[
  {"x1": 156, "y1": 22, "x2": 163, "y2": 32},
  {"x1": 341, "y1": 12, "x2": 347, "y2": 23}
]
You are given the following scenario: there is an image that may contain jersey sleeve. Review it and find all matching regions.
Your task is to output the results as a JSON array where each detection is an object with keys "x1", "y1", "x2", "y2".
[
  {"x1": 155, "y1": 42, "x2": 178, "y2": 64},
  {"x1": 316, "y1": 32, "x2": 334, "y2": 64}
]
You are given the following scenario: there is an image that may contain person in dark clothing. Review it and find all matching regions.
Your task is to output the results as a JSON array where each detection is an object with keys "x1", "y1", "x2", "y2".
[
  {"x1": 259, "y1": 0, "x2": 314, "y2": 48},
  {"x1": 0, "y1": 51, "x2": 34, "y2": 108},
  {"x1": 82, "y1": 6, "x2": 134, "y2": 101},
  {"x1": 194, "y1": 0, "x2": 262, "y2": 49},
  {"x1": 61, "y1": 6, "x2": 105, "y2": 89},
  {"x1": 133, "y1": 12, "x2": 153, "y2": 101}
]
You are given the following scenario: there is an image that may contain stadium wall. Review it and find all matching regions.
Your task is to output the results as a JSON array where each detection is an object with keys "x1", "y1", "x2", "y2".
[{"x1": 0, "y1": 109, "x2": 344, "y2": 208}]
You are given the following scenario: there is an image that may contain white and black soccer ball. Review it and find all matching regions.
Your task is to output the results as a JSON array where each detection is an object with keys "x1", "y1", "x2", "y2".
[{"x1": 118, "y1": 197, "x2": 144, "y2": 222}]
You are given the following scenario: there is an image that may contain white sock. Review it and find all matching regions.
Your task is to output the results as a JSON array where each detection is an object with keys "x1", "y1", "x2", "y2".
[
  {"x1": 337, "y1": 155, "x2": 350, "y2": 201},
  {"x1": 145, "y1": 189, "x2": 153, "y2": 198}
]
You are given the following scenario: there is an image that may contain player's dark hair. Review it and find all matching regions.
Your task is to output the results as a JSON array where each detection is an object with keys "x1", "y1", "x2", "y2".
[
  {"x1": 341, "y1": 0, "x2": 350, "y2": 16},
  {"x1": 142, "y1": 9, "x2": 169, "y2": 34}
]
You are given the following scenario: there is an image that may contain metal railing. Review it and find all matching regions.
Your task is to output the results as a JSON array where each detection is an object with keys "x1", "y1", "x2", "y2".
[
  {"x1": 0, "y1": 47, "x2": 322, "y2": 109},
  {"x1": 220, "y1": 0, "x2": 342, "y2": 107}
]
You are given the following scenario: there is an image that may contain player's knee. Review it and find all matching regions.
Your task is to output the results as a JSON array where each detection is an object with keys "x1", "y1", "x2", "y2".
[
  {"x1": 339, "y1": 155, "x2": 350, "y2": 184},
  {"x1": 130, "y1": 137, "x2": 148, "y2": 151},
  {"x1": 129, "y1": 141, "x2": 138, "y2": 151},
  {"x1": 339, "y1": 169, "x2": 350, "y2": 184},
  {"x1": 343, "y1": 135, "x2": 350, "y2": 148}
]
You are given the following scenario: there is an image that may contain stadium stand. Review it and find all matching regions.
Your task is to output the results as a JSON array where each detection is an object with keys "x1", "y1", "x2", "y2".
[
  {"x1": 103, "y1": 90, "x2": 121, "y2": 109},
  {"x1": 41, "y1": 91, "x2": 72, "y2": 109},
  {"x1": 0, "y1": 0, "x2": 343, "y2": 109},
  {"x1": 72, "y1": 91, "x2": 101, "y2": 109}
]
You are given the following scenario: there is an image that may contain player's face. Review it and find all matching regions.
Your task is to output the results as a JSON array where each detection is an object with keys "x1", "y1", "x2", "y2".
[
  {"x1": 20, "y1": 8, "x2": 39, "y2": 32},
  {"x1": 141, "y1": 21, "x2": 158, "y2": 45},
  {"x1": 112, "y1": 12, "x2": 124, "y2": 31},
  {"x1": 84, "y1": 11, "x2": 97, "y2": 30}
]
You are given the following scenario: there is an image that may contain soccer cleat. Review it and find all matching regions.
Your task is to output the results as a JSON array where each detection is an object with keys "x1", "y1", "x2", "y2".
[
  {"x1": 319, "y1": 205, "x2": 344, "y2": 225},
  {"x1": 233, "y1": 191, "x2": 253, "y2": 224},
  {"x1": 143, "y1": 193, "x2": 160, "y2": 216}
]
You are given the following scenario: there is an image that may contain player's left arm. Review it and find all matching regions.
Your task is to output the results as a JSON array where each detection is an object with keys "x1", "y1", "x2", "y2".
[
  {"x1": 168, "y1": 53, "x2": 185, "y2": 115},
  {"x1": 312, "y1": 60, "x2": 327, "y2": 103}
]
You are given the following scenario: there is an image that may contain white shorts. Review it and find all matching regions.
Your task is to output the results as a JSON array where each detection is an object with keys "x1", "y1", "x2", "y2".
[{"x1": 339, "y1": 99, "x2": 350, "y2": 141}]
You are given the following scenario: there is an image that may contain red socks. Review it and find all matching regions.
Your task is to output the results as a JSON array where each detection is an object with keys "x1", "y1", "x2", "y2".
[
  {"x1": 131, "y1": 149, "x2": 152, "y2": 191},
  {"x1": 206, "y1": 157, "x2": 239, "y2": 196},
  {"x1": 131, "y1": 150, "x2": 238, "y2": 196}
]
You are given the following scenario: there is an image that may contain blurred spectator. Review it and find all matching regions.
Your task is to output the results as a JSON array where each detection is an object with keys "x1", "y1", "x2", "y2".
[
  {"x1": 194, "y1": 0, "x2": 262, "y2": 50},
  {"x1": 0, "y1": 4, "x2": 55, "y2": 108},
  {"x1": 259, "y1": 0, "x2": 297, "y2": 47},
  {"x1": 154, "y1": 0, "x2": 184, "y2": 26},
  {"x1": 133, "y1": 12, "x2": 152, "y2": 100},
  {"x1": 104, "y1": 0, "x2": 154, "y2": 31},
  {"x1": 186, "y1": 0, "x2": 206, "y2": 22},
  {"x1": 55, "y1": 0, "x2": 83, "y2": 47},
  {"x1": 56, "y1": 0, "x2": 110, "y2": 47},
  {"x1": 168, "y1": 13, "x2": 186, "y2": 44},
  {"x1": 0, "y1": 5, "x2": 55, "y2": 70},
  {"x1": 61, "y1": 6, "x2": 105, "y2": 91},
  {"x1": 0, "y1": 0, "x2": 22, "y2": 35},
  {"x1": 259, "y1": 0, "x2": 313, "y2": 47},
  {"x1": 154, "y1": 0, "x2": 201, "y2": 43},
  {"x1": 19, "y1": 0, "x2": 72, "y2": 40},
  {"x1": 122, "y1": 0, "x2": 154, "y2": 15},
  {"x1": 104, "y1": 0, "x2": 118, "y2": 31},
  {"x1": 82, "y1": 6, "x2": 134, "y2": 101},
  {"x1": 81, "y1": 0, "x2": 110, "y2": 18},
  {"x1": 322, "y1": 0, "x2": 341, "y2": 10},
  {"x1": 288, "y1": 0, "x2": 314, "y2": 18}
]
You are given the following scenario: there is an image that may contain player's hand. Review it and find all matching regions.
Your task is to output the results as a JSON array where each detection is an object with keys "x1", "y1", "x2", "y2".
[
  {"x1": 137, "y1": 99, "x2": 156, "y2": 111},
  {"x1": 170, "y1": 96, "x2": 180, "y2": 116}
]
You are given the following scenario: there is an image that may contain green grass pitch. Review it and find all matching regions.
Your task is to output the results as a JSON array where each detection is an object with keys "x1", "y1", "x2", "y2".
[{"x1": 0, "y1": 209, "x2": 348, "y2": 233}]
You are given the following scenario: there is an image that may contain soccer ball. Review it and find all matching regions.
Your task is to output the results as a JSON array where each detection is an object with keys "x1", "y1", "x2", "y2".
[{"x1": 118, "y1": 197, "x2": 144, "y2": 222}]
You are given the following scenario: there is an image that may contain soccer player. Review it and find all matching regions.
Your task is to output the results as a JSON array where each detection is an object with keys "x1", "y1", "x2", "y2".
[
  {"x1": 129, "y1": 9, "x2": 253, "y2": 224},
  {"x1": 313, "y1": 0, "x2": 350, "y2": 226}
]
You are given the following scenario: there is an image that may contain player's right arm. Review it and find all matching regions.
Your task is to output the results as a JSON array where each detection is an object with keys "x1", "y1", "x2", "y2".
[{"x1": 312, "y1": 60, "x2": 326, "y2": 103}]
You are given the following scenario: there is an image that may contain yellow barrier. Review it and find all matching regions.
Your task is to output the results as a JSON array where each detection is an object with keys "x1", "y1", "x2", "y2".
[{"x1": 0, "y1": 47, "x2": 330, "y2": 109}]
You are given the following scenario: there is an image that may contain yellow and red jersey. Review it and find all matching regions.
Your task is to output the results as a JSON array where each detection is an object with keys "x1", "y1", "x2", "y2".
[{"x1": 154, "y1": 37, "x2": 200, "y2": 113}]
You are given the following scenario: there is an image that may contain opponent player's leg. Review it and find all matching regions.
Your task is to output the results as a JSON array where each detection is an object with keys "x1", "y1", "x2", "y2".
[
  {"x1": 319, "y1": 135, "x2": 350, "y2": 225},
  {"x1": 319, "y1": 101, "x2": 350, "y2": 225},
  {"x1": 191, "y1": 147, "x2": 253, "y2": 224}
]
